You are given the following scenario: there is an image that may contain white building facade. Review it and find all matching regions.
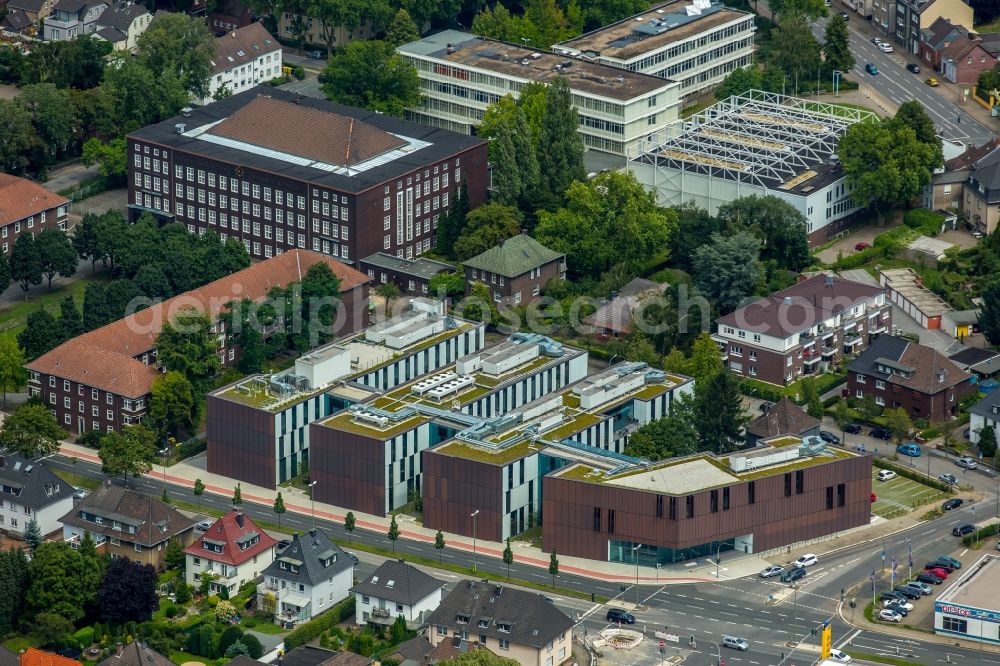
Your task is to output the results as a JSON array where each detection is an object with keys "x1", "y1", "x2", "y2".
[
  {"x1": 201, "y1": 22, "x2": 283, "y2": 105},
  {"x1": 257, "y1": 530, "x2": 354, "y2": 625}
]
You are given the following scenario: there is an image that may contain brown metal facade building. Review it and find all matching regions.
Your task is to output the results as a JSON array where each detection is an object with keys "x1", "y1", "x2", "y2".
[{"x1": 421, "y1": 449, "x2": 510, "y2": 544}]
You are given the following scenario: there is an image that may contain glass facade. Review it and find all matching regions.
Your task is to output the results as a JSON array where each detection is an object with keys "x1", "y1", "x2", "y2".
[{"x1": 609, "y1": 538, "x2": 736, "y2": 567}]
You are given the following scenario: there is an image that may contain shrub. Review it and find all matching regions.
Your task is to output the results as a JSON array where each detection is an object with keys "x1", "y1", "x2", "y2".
[
  {"x1": 872, "y1": 459, "x2": 954, "y2": 493},
  {"x1": 217, "y1": 626, "x2": 244, "y2": 658},
  {"x1": 164, "y1": 606, "x2": 179, "y2": 619},
  {"x1": 962, "y1": 522, "x2": 1000, "y2": 547},
  {"x1": 176, "y1": 437, "x2": 206, "y2": 461},
  {"x1": 206, "y1": 595, "x2": 220, "y2": 608},
  {"x1": 284, "y1": 598, "x2": 356, "y2": 650},
  {"x1": 174, "y1": 583, "x2": 192, "y2": 605},
  {"x1": 242, "y1": 633, "x2": 264, "y2": 659},
  {"x1": 293, "y1": 66, "x2": 305, "y2": 80},
  {"x1": 241, "y1": 617, "x2": 256, "y2": 628},
  {"x1": 826, "y1": 245, "x2": 881, "y2": 270},
  {"x1": 73, "y1": 627, "x2": 95, "y2": 648},
  {"x1": 903, "y1": 209, "x2": 945, "y2": 237}
]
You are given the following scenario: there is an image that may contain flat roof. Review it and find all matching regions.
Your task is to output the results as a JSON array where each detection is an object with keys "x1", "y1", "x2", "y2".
[
  {"x1": 399, "y1": 30, "x2": 673, "y2": 102},
  {"x1": 630, "y1": 90, "x2": 878, "y2": 192},
  {"x1": 938, "y1": 554, "x2": 1000, "y2": 611},
  {"x1": 553, "y1": 0, "x2": 751, "y2": 62},
  {"x1": 604, "y1": 458, "x2": 738, "y2": 492},
  {"x1": 880, "y1": 268, "x2": 953, "y2": 318},
  {"x1": 359, "y1": 252, "x2": 454, "y2": 281}
]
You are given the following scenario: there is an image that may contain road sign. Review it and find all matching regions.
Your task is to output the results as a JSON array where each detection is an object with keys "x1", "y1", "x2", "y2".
[{"x1": 658, "y1": 640, "x2": 665, "y2": 648}]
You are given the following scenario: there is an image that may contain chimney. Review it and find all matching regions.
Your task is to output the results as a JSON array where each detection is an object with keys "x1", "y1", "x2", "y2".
[
  {"x1": 783, "y1": 296, "x2": 793, "y2": 305},
  {"x1": 825, "y1": 274, "x2": 834, "y2": 286},
  {"x1": 175, "y1": 123, "x2": 186, "y2": 134},
  {"x1": 116, "y1": 644, "x2": 124, "y2": 657},
  {"x1": 235, "y1": 511, "x2": 244, "y2": 528}
]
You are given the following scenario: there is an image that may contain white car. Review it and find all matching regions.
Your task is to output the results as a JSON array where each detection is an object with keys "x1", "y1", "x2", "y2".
[
  {"x1": 956, "y1": 457, "x2": 978, "y2": 470},
  {"x1": 877, "y1": 470, "x2": 897, "y2": 481},
  {"x1": 878, "y1": 42, "x2": 894, "y2": 53},
  {"x1": 829, "y1": 649, "x2": 853, "y2": 663},
  {"x1": 883, "y1": 599, "x2": 913, "y2": 611},
  {"x1": 760, "y1": 565, "x2": 784, "y2": 578},
  {"x1": 794, "y1": 554, "x2": 818, "y2": 568},
  {"x1": 196, "y1": 520, "x2": 213, "y2": 531},
  {"x1": 879, "y1": 609, "x2": 902, "y2": 622}
]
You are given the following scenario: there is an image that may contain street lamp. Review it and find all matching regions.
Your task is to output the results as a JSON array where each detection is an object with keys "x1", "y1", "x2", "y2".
[
  {"x1": 632, "y1": 543, "x2": 641, "y2": 607},
  {"x1": 470, "y1": 510, "x2": 480, "y2": 573},
  {"x1": 308, "y1": 481, "x2": 318, "y2": 530}
]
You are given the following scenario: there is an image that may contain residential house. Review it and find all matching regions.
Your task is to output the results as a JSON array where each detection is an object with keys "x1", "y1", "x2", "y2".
[
  {"x1": 0, "y1": 453, "x2": 73, "y2": 538},
  {"x1": 745, "y1": 396, "x2": 821, "y2": 447},
  {"x1": 584, "y1": 277, "x2": 668, "y2": 339},
  {"x1": 383, "y1": 637, "x2": 434, "y2": 665},
  {"x1": 42, "y1": 0, "x2": 107, "y2": 41},
  {"x1": 463, "y1": 233, "x2": 566, "y2": 307},
  {"x1": 5, "y1": 0, "x2": 56, "y2": 24},
  {"x1": 257, "y1": 528, "x2": 353, "y2": 625},
  {"x1": 1, "y1": 8, "x2": 36, "y2": 36},
  {"x1": 351, "y1": 559, "x2": 443, "y2": 628},
  {"x1": 18, "y1": 649, "x2": 80, "y2": 666},
  {"x1": 96, "y1": 642, "x2": 174, "y2": 666},
  {"x1": 358, "y1": 252, "x2": 453, "y2": 297},
  {"x1": 278, "y1": 647, "x2": 372, "y2": 666},
  {"x1": 713, "y1": 274, "x2": 891, "y2": 386},
  {"x1": 883, "y1": 0, "x2": 973, "y2": 55},
  {"x1": 185, "y1": 508, "x2": 277, "y2": 597},
  {"x1": 969, "y1": 389, "x2": 1000, "y2": 449},
  {"x1": 963, "y1": 144, "x2": 1000, "y2": 235},
  {"x1": 59, "y1": 483, "x2": 197, "y2": 567},
  {"x1": 208, "y1": 0, "x2": 253, "y2": 35},
  {"x1": 0, "y1": 174, "x2": 69, "y2": 256},
  {"x1": 424, "y1": 580, "x2": 574, "y2": 666},
  {"x1": 940, "y1": 35, "x2": 996, "y2": 83},
  {"x1": 847, "y1": 334, "x2": 975, "y2": 421},
  {"x1": 923, "y1": 138, "x2": 998, "y2": 212},
  {"x1": 948, "y1": 346, "x2": 1000, "y2": 377},
  {"x1": 93, "y1": 1, "x2": 152, "y2": 51},
  {"x1": 920, "y1": 17, "x2": 967, "y2": 69},
  {"x1": 201, "y1": 22, "x2": 282, "y2": 105}
]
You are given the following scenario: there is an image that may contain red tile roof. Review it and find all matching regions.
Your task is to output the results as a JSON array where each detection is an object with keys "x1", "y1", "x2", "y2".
[
  {"x1": 210, "y1": 21, "x2": 280, "y2": 75},
  {"x1": 0, "y1": 174, "x2": 69, "y2": 227},
  {"x1": 20, "y1": 649, "x2": 81, "y2": 666},
  {"x1": 27, "y1": 249, "x2": 371, "y2": 397},
  {"x1": 184, "y1": 509, "x2": 276, "y2": 566}
]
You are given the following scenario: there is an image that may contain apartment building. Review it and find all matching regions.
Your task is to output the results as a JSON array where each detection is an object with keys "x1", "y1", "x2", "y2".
[
  {"x1": 185, "y1": 509, "x2": 277, "y2": 596},
  {"x1": 0, "y1": 454, "x2": 73, "y2": 537},
  {"x1": 551, "y1": 0, "x2": 755, "y2": 100},
  {"x1": 93, "y1": 2, "x2": 151, "y2": 50},
  {"x1": 885, "y1": 0, "x2": 972, "y2": 53},
  {"x1": 463, "y1": 233, "x2": 565, "y2": 306},
  {"x1": 127, "y1": 87, "x2": 487, "y2": 263},
  {"x1": 201, "y1": 23, "x2": 283, "y2": 105},
  {"x1": 26, "y1": 249, "x2": 370, "y2": 435},
  {"x1": 398, "y1": 30, "x2": 681, "y2": 157},
  {"x1": 713, "y1": 274, "x2": 891, "y2": 386},
  {"x1": 42, "y1": 0, "x2": 106, "y2": 40},
  {"x1": 0, "y1": 174, "x2": 69, "y2": 255}
]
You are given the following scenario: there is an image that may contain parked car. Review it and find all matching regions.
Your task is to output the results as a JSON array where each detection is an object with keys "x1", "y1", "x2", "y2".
[
  {"x1": 927, "y1": 559, "x2": 957, "y2": 572},
  {"x1": 844, "y1": 422, "x2": 863, "y2": 434},
  {"x1": 953, "y1": 524, "x2": 976, "y2": 537},
  {"x1": 760, "y1": 565, "x2": 785, "y2": 578},
  {"x1": 942, "y1": 498, "x2": 964, "y2": 511},
  {"x1": 872, "y1": 37, "x2": 882, "y2": 44},
  {"x1": 870, "y1": 426, "x2": 892, "y2": 440},
  {"x1": 917, "y1": 572, "x2": 944, "y2": 585},
  {"x1": 886, "y1": 602, "x2": 910, "y2": 616},
  {"x1": 794, "y1": 554, "x2": 818, "y2": 567},
  {"x1": 781, "y1": 567, "x2": 807, "y2": 583},
  {"x1": 607, "y1": 609, "x2": 635, "y2": 624},
  {"x1": 963, "y1": 428, "x2": 972, "y2": 440},
  {"x1": 926, "y1": 77, "x2": 939, "y2": 86},
  {"x1": 956, "y1": 457, "x2": 978, "y2": 470},
  {"x1": 906, "y1": 63, "x2": 921, "y2": 74},
  {"x1": 196, "y1": 520, "x2": 212, "y2": 531},
  {"x1": 894, "y1": 586, "x2": 921, "y2": 600},
  {"x1": 897, "y1": 443, "x2": 921, "y2": 457},
  {"x1": 819, "y1": 431, "x2": 841, "y2": 445},
  {"x1": 878, "y1": 42, "x2": 894, "y2": 52},
  {"x1": 306, "y1": 50, "x2": 324, "y2": 59},
  {"x1": 880, "y1": 591, "x2": 906, "y2": 604},
  {"x1": 829, "y1": 648, "x2": 854, "y2": 663},
  {"x1": 840, "y1": 11, "x2": 850, "y2": 18},
  {"x1": 937, "y1": 556, "x2": 962, "y2": 569},
  {"x1": 877, "y1": 470, "x2": 897, "y2": 481},
  {"x1": 866, "y1": 63, "x2": 879, "y2": 75},
  {"x1": 939, "y1": 473, "x2": 958, "y2": 485},
  {"x1": 72, "y1": 487, "x2": 89, "y2": 500},
  {"x1": 906, "y1": 581, "x2": 933, "y2": 595},
  {"x1": 925, "y1": 567, "x2": 950, "y2": 579},
  {"x1": 345, "y1": 551, "x2": 360, "y2": 564},
  {"x1": 878, "y1": 609, "x2": 903, "y2": 622},
  {"x1": 723, "y1": 636, "x2": 750, "y2": 651}
]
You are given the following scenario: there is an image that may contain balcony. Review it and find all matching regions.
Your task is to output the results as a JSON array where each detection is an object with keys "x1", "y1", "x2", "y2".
[
  {"x1": 821, "y1": 346, "x2": 836, "y2": 357},
  {"x1": 869, "y1": 319, "x2": 887, "y2": 334},
  {"x1": 800, "y1": 329, "x2": 816, "y2": 340},
  {"x1": 844, "y1": 335, "x2": 863, "y2": 347},
  {"x1": 803, "y1": 354, "x2": 821, "y2": 365}
]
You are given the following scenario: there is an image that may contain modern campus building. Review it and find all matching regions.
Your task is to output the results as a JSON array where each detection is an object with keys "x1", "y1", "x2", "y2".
[
  {"x1": 713, "y1": 274, "x2": 891, "y2": 386},
  {"x1": 935, "y1": 554, "x2": 1000, "y2": 645},
  {"x1": 126, "y1": 87, "x2": 488, "y2": 263},
  {"x1": 627, "y1": 91, "x2": 878, "y2": 246},
  {"x1": 200, "y1": 22, "x2": 283, "y2": 105},
  {"x1": 551, "y1": 0, "x2": 755, "y2": 100},
  {"x1": 26, "y1": 249, "x2": 369, "y2": 435},
  {"x1": 398, "y1": 30, "x2": 681, "y2": 157},
  {"x1": 0, "y1": 174, "x2": 69, "y2": 255}
]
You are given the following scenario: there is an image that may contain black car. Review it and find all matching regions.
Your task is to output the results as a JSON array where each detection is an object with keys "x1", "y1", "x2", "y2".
[
  {"x1": 844, "y1": 423, "x2": 862, "y2": 434},
  {"x1": 781, "y1": 567, "x2": 807, "y2": 583},
  {"x1": 345, "y1": 551, "x2": 360, "y2": 564},
  {"x1": 880, "y1": 591, "x2": 906, "y2": 603},
  {"x1": 906, "y1": 63, "x2": 921, "y2": 74},
  {"x1": 840, "y1": 11, "x2": 849, "y2": 18},
  {"x1": 607, "y1": 609, "x2": 636, "y2": 624},
  {"x1": 870, "y1": 426, "x2": 892, "y2": 440},
  {"x1": 943, "y1": 498, "x2": 964, "y2": 511},
  {"x1": 894, "y1": 586, "x2": 922, "y2": 600},
  {"x1": 917, "y1": 572, "x2": 944, "y2": 585},
  {"x1": 819, "y1": 431, "x2": 841, "y2": 445},
  {"x1": 953, "y1": 524, "x2": 976, "y2": 537},
  {"x1": 927, "y1": 560, "x2": 957, "y2": 572},
  {"x1": 886, "y1": 602, "x2": 910, "y2": 616}
]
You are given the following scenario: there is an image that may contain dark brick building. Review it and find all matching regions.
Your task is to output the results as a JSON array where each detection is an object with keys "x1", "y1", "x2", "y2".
[
  {"x1": 462, "y1": 233, "x2": 565, "y2": 306},
  {"x1": 126, "y1": 88, "x2": 488, "y2": 266},
  {"x1": 359, "y1": 252, "x2": 454, "y2": 297}
]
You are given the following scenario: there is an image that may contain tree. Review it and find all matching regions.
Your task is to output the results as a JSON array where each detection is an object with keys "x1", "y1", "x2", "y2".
[
  {"x1": 453, "y1": 203, "x2": 522, "y2": 261},
  {"x1": 17, "y1": 84, "x2": 74, "y2": 170},
  {"x1": 428, "y1": 269, "x2": 465, "y2": 298},
  {"x1": 979, "y1": 424, "x2": 997, "y2": 458},
  {"x1": 883, "y1": 407, "x2": 913, "y2": 445},
  {"x1": 823, "y1": 15, "x2": 854, "y2": 74},
  {"x1": 692, "y1": 231, "x2": 761, "y2": 314},
  {"x1": 461, "y1": 281, "x2": 497, "y2": 324},
  {"x1": 716, "y1": 66, "x2": 763, "y2": 101},
  {"x1": 344, "y1": 511, "x2": 356, "y2": 544},
  {"x1": 97, "y1": 557, "x2": 159, "y2": 623},
  {"x1": 625, "y1": 392, "x2": 699, "y2": 460},
  {"x1": 375, "y1": 282, "x2": 402, "y2": 316},
  {"x1": 478, "y1": 95, "x2": 539, "y2": 207},
  {"x1": 832, "y1": 399, "x2": 853, "y2": 443},
  {"x1": 17, "y1": 310, "x2": 59, "y2": 362},
  {"x1": 309, "y1": 0, "x2": 391, "y2": 57},
  {"x1": 31, "y1": 612, "x2": 75, "y2": 649},
  {"x1": 99, "y1": 54, "x2": 187, "y2": 136},
  {"x1": 98, "y1": 424, "x2": 157, "y2": 485},
  {"x1": 81, "y1": 137, "x2": 127, "y2": 186},
  {"x1": 36, "y1": 228, "x2": 78, "y2": 290},
  {"x1": 769, "y1": 0, "x2": 827, "y2": 20},
  {"x1": 548, "y1": 551, "x2": 559, "y2": 587},
  {"x1": 24, "y1": 518, "x2": 42, "y2": 551},
  {"x1": 0, "y1": 335, "x2": 26, "y2": 408},
  {"x1": 0, "y1": 100, "x2": 36, "y2": 174},
  {"x1": 156, "y1": 310, "x2": 219, "y2": 396},
  {"x1": 274, "y1": 492, "x2": 286, "y2": 530},
  {"x1": 233, "y1": 484, "x2": 243, "y2": 506},
  {"x1": 717, "y1": 196, "x2": 809, "y2": 271},
  {"x1": 434, "y1": 529, "x2": 445, "y2": 563},
  {"x1": 385, "y1": 8, "x2": 420, "y2": 47},
  {"x1": 193, "y1": 478, "x2": 205, "y2": 510},
  {"x1": 801, "y1": 377, "x2": 824, "y2": 419},
  {"x1": 0, "y1": 403, "x2": 67, "y2": 459},
  {"x1": 471, "y1": 4, "x2": 538, "y2": 44},
  {"x1": 685, "y1": 333, "x2": 724, "y2": 381},
  {"x1": 26, "y1": 541, "x2": 95, "y2": 623},
  {"x1": 0, "y1": 549, "x2": 29, "y2": 634},
  {"x1": 136, "y1": 13, "x2": 215, "y2": 98},
  {"x1": 536, "y1": 78, "x2": 585, "y2": 197},
  {"x1": 165, "y1": 537, "x2": 185, "y2": 570},
  {"x1": 319, "y1": 40, "x2": 421, "y2": 117},
  {"x1": 535, "y1": 171, "x2": 677, "y2": 277},
  {"x1": 10, "y1": 233, "x2": 42, "y2": 299},
  {"x1": 839, "y1": 119, "x2": 941, "y2": 224},
  {"x1": 770, "y1": 13, "x2": 821, "y2": 93},
  {"x1": 436, "y1": 184, "x2": 468, "y2": 258},
  {"x1": 693, "y1": 370, "x2": 746, "y2": 454},
  {"x1": 94, "y1": 210, "x2": 128, "y2": 272},
  {"x1": 55, "y1": 296, "x2": 83, "y2": 343},
  {"x1": 502, "y1": 538, "x2": 513, "y2": 580},
  {"x1": 387, "y1": 515, "x2": 400, "y2": 553},
  {"x1": 892, "y1": 101, "x2": 941, "y2": 152},
  {"x1": 979, "y1": 279, "x2": 1000, "y2": 346}
]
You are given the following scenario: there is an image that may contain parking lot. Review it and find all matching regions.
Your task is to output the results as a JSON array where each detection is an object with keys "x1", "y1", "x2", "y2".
[{"x1": 871, "y1": 470, "x2": 947, "y2": 519}]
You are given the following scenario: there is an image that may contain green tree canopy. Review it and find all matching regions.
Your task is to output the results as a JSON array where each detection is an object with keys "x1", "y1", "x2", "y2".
[
  {"x1": 156, "y1": 311, "x2": 221, "y2": 397},
  {"x1": 136, "y1": 13, "x2": 215, "y2": 98},
  {"x1": 385, "y1": 7, "x2": 421, "y2": 47},
  {"x1": 823, "y1": 15, "x2": 854, "y2": 74},
  {"x1": 0, "y1": 550, "x2": 29, "y2": 634},
  {"x1": 980, "y1": 278, "x2": 1000, "y2": 346},
  {"x1": 17, "y1": 310, "x2": 59, "y2": 362},
  {"x1": 26, "y1": 541, "x2": 98, "y2": 623},
  {"x1": 536, "y1": 77, "x2": 585, "y2": 197},
  {"x1": 693, "y1": 370, "x2": 747, "y2": 454},
  {"x1": 692, "y1": 231, "x2": 761, "y2": 314},
  {"x1": 0, "y1": 403, "x2": 67, "y2": 459},
  {"x1": 717, "y1": 195, "x2": 810, "y2": 271},
  {"x1": 150, "y1": 370, "x2": 198, "y2": 437},
  {"x1": 0, "y1": 335, "x2": 26, "y2": 410},
  {"x1": 453, "y1": 203, "x2": 522, "y2": 261},
  {"x1": 624, "y1": 392, "x2": 699, "y2": 460},
  {"x1": 36, "y1": 227, "x2": 78, "y2": 290},
  {"x1": 770, "y1": 13, "x2": 821, "y2": 92},
  {"x1": 319, "y1": 40, "x2": 421, "y2": 116},
  {"x1": 478, "y1": 95, "x2": 539, "y2": 207},
  {"x1": 98, "y1": 424, "x2": 157, "y2": 485},
  {"x1": 10, "y1": 233, "x2": 42, "y2": 298}
]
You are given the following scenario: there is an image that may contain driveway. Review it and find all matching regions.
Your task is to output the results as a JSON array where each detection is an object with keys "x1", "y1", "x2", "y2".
[{"x1": 815, "y1": 216, "x2": 902, "y2": 264}]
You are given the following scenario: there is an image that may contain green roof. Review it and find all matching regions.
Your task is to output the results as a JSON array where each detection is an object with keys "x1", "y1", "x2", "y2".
[{"x1": 463, "y1": 234, "x2": 564, "y2": 278}]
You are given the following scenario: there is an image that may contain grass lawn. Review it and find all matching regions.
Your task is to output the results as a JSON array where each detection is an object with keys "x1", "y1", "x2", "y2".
[
  {"x1": 169, "y1": 652, "x2": 215, "y2": 665},
  {"x1": 871, "y1": 470, "x2": 946, "y2": 518},
  {"x1": 0, "y1": 274, "x2": 110, "y2": 337},
  {"x1": 241, "y1": 619, "x2": 287, "y2": 635},
  {"x1": 52, "y1": 468, "x2": 101, "y2": 490},
  {"x1": 153, "y1": 596, "x2": 176, "y2": 621},
  {"x1": 976, "y1": 17, "x2": 1000, "y2": 32},
  {"x1": 4, "y1": 637, "x2": 35, "y2": 653}
]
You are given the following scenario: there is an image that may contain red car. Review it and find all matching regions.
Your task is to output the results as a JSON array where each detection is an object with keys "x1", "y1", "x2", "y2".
[
  {"x1": 925, "y1": 567, "x2": 949, "y2": 579},
  {"x1": 871, "y1": 493, "x2": 877, "y2": 502},
  {"x1": 855, "y1": 242, "x2": 871, "y2": 251}
]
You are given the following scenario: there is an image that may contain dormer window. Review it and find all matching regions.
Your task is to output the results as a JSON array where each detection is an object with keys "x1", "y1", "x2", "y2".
[
  {"x1": 112, "y1": 521, "x2": 122, "y2": 531},
  {"x1": 456, "y1": 614, "x2": 470, "y2": 625},
  {"x1": 279, "y1": 561, "x2": 287, "y2": 570},
  {"x1": 478, "y1": 619, "x2": 490, "y2": 629},
  {"x1": 497, "y1": 623, "x2": 512, "y2": 633}
]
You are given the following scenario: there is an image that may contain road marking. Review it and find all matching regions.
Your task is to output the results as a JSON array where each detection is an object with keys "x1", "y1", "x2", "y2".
[
  {"x1": 961, "y1": 549, "x2": 969, "y2": 556},
  {"x1": 922, "y1": 529, "x2": 935, "y2": 535},
  {"x1": 836, "y1": 629, "x2": 862, "y2": 648}
]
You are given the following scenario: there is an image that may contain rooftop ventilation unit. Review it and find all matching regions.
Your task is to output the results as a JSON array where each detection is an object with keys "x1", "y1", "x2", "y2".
[{"x1": 175, "y1": 123, "x2": 186, "y2": 134}]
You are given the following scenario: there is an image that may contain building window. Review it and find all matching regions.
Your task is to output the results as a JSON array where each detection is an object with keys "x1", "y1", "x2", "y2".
[
  {"x1": 826, "y1": 486, "x2": 834, "y2": 510},
  {"x1": 784, "y1": 473, "x2": 792, "y2": 497},
  {"x1": 837, "y1": 483, "x2": 845, "y2": 507},
  {"x1": 943, "y1": 617, "x2": 967, "y2": 633},
  {"x1": 710, "y1": 489, "x2": 718, "y2": 513},
  {"x1": 795, "y1": 470, "x2": 804, "y2": 494},
  {"x1": 685, "y1": 495, "x2": 694, "y2": 518},
  {"x1": 668, "y1": 496, "x2": 676, "y2": 520}
]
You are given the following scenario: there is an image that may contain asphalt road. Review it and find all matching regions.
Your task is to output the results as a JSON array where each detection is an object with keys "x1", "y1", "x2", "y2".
[{"x1": 49, "y1": 453, "x2": 1000, "y2": 665}]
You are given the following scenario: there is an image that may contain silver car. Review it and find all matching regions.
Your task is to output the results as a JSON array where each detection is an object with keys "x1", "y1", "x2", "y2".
[
  {"x1": 956, "y1": 457, "x2": 978, "y2": 470},
  {"x1": 759, "y1": 565, "x2": 784, "y2": 578},
  {"x1": 906, "y1": 581, "x2": 932, "y2": 595}
]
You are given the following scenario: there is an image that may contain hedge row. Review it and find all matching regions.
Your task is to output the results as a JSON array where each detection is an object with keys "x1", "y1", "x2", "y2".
[
  {"x1": 961, "y1": 523, "x2": 1000, "y2": 547},
  {"x1": 871, "y1": 458, "x2": 954, "y2": 493},
  {"x1": 283, "y1": 597, "x2": 356, "y2": 651}
]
